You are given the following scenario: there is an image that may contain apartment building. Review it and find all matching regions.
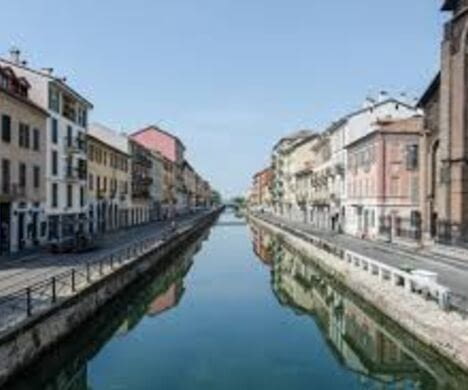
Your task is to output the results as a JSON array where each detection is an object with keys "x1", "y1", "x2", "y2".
[
  {"x1": 182, "y1": 161, "x2": 196, "y2": 212},
  {"x1": 342, "y1": 96, "x2": 419, "y2": 235},
  {"x1": 149, "y1": 150, "x2": 164, "y2": 221},
  {"x1": 0, "y1": 64, "x2": 48, "y2": 254},
  {"x1": 87, "y1": 123, "x2": 131, "y2": 234},
  {"x1": 346, "y1": 117, "x2": 423, "y2": 241},
  {"x1": 129, "y1": 139, "x2": 152, "y2": 225},
  {"x1": 130, "y1": 126, "x2": 186, "y2": 214},
  {"x1": 271, "y1": 130, "x2": 315, "y2": 218},
  {"x1": 0, "y1": 49, "x2": 93, "y2": 244}
]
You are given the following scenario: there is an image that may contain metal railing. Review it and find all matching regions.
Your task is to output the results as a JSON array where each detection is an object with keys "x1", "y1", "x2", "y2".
[{"x1": 0, "y1": 222, "x2": 194, "y2": 335}]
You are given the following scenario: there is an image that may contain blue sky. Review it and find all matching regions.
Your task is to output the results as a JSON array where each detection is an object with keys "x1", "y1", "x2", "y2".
[{"x1": 1, "y1": 1, "x2": 444, "y2": 198}]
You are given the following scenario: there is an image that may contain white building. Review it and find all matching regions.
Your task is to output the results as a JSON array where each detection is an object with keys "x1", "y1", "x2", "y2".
[{"x1": 0, "y1": 49, "x2": 93, "y2": 243}]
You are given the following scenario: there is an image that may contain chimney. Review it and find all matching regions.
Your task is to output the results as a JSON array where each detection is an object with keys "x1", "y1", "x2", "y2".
[
  {"x1": 378, "y1": 90, "x2": 389, "y2": 102},
  {"x1": 41, "y1": 67, "x2": 54, "y2": 75},
  {"x1": 9, "y1": 46, "x2": 21, "y2": 65},
  {"x1": 362, "y1": 96, "x2": 376, "y2": 109}
]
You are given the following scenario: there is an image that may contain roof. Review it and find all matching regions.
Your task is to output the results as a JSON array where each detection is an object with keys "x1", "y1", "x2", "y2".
[
  {"x1": 442, "y1": 0, "x2": 456, "y2": 11},
  {"x1": 0, "y1": 65, "x2": 49, "y2": 117},
  {"x1": 0, "y1": 57, "x2": 93, "y2": 108},
  {"x1": 89, "y1": 123, "x2": 129, "y2": 155},
  {"x1": 273, "y1": 129, "x2": 315, "y2": 151},
  {"x1": 342, "y1": 98, "x2": 415, "y2": 122},
  {"x1": 131, "y1": 125, "x2": 186, "y2": 150},
  {"x1": 417, "y1": 73, "x2": 440, "y2": 107},
  {"x1": 345, "y1": 116, "x2": 423, "y2": 149}
]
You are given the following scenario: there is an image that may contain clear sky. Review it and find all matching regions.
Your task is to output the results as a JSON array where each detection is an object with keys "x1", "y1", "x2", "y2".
[{"x1": 1, "y1": 1, "x2": 445, "y2": 198}]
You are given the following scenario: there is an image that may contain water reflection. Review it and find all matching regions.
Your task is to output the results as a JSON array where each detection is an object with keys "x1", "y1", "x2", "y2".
[
  {"x1": 250, "y1": 221, "x2": 468, "y2": 390},
  {"x1": 5, "y1": 229, "x2": 209, "y2": 390}
]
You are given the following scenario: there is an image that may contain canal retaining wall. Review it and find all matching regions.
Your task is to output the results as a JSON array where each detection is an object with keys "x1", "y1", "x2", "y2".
[
  {"x1": 0, "y1": 209, "x2": 221, "y2": 386},
  {"x1": 250, "y1": 214, "x2": 468, "y2": 374}
]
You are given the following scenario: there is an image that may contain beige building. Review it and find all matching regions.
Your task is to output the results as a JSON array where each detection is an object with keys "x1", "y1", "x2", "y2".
[
  {"x1": 272, "y1": 130, "x2": 316, "y2": 219},
  {"x1": 87, "y1": 123, "x2": 130, "y2": 234},
  {"x1": 0, "y1": 64, "x2": 49, "y2": 254}
]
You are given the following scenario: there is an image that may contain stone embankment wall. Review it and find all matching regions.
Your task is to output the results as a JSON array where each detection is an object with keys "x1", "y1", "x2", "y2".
[
  {"x1": 0, "y1": 210, "x2": 221, "y2": 386},
  {"x1": 251, "y1": 215, "x2": 468, "y2": 373}
]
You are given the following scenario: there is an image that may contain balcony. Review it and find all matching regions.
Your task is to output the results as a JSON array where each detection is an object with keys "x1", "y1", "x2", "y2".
[
  {"x1": 64, "y1": 136, "x2": 86, "y2": 154},
  {"x1": 65, "y1": 168, "x2": 79, "y2": 182}
]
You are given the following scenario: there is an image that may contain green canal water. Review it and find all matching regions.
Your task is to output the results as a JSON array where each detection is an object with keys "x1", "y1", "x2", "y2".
[{"x1": 6, "y1": 211, "x2": 468, "y2": 389}]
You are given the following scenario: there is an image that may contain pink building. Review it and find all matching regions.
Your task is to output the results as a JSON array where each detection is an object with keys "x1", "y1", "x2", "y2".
[
  {"x1": 131, "y1": 126, "x2": 186, "y2": 212},
  {"x1": 130, "y1": 126, "x2": 185, "y2": 164},
  {"x1": 345, "y1": 117, "x2": 423, "y2": 243}
]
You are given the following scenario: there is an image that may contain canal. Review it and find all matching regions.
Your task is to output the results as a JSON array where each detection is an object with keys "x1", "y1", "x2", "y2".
[{"x1": 5, "y1": 211, "x2": 468, "y2": 389}]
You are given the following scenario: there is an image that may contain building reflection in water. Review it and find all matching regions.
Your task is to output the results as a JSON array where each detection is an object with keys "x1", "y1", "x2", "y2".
[
  {"x1": 249, "y1": 222, "x2": 468, "y2": 390},
  {"x1": 6, "y1": 230, "x2": 208, "y2": 390}
]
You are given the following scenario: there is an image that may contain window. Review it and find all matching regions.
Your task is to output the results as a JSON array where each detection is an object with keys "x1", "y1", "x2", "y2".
[
  {"x1": 1, "y1": 115, "x2": 11, "y2": 143},
  {"x1": 51, "y1": 118, "x2": 58, "y2": 144},
  {"x1": 89, "y1": 173, "x2": 94, "y2": 191},
  {"x1": 1, "y1": 159, "x2": 10, "y2": 194},
  {"x1": 19, "y1": 163, "x2": 26, "y2": 188},
  {"x1": 33, "y1": 128, "x2": 40, "y2": 151},
  {"x1": 49, "y1": 87, "x2": 60, "y2": 112},
  {"x1": 51, "y1": 151, "x2": 58, "y2": 176},
  {"x1": 19, "y1": 123, "x2": 30, "y2": 148},
  {"x1": 67, "y1": 184, "x2": 73, "y2": 208},
  {"x1": 80, "y1": 186, "x2": 85, "y2": 207},
  {"x1": 406, "y1": 144, "x2": 419, "y2": 170},
  {"x1": 33, "y1": 166, "x2": 40, "y2": 189},
  {"x1": 410, "y1": 211, "x2": 421, "y2": 227},
  {"x1": 67, "y1": 125, "x2": 73, "y2": 147},
  {"x1": 51, "y1": 183, "x2": 58, "y2": 208}
]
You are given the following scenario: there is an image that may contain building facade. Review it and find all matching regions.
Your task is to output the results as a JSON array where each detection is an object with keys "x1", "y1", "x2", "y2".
[
  {"x1": 129, "y1": 139, "x2": 152, "y2": 225},
  {"x1": 87, "y1": 123, "x2": 131, "y2": 234},
  {"x1": 0, "y1": 64, "x2": 48, "y2": 254},
  {"x1": 418, "y1": 1, "x2": 468, "y2": 245},
  {"x1": 130, "y1": 126, "x2": 186, "y2": 214},
  {"x1": 346, "y1": 117, "x2": 423, "y2": 241},
  {"x1": 0, "y1": 49, "x2": 93, "y2": 244}
]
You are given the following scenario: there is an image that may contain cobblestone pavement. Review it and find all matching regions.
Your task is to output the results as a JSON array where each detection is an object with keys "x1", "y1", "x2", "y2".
[
  {"x1": 0, "y1": 211, "x2": 210, "y2": 297},
  {"x1": 257, "y1": 212, "x2": 468, "y2": 312}
]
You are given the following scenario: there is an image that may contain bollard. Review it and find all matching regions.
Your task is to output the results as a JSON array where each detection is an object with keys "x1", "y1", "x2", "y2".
[
  {"x1": 26, "y1": 287, "x2": 32, "y2": 317},
  {"x1": 71, "y1": 269, "x2": 76, "y2": 292},
  {"x1": 51, "y1": 277, "x2": 57, "y2": 303},
  {"x1": 86, "y1": 263, "x2": 91, "y2": 283}
]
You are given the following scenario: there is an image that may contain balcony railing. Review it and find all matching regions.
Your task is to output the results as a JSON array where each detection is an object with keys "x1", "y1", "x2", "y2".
[{"x1": 64, "y1": 136, "x2": 86, "y2": 154}]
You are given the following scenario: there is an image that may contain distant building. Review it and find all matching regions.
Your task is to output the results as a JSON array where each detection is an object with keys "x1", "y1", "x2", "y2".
[
  {"x1": 130, "y1": 126, "x2": 186, "y2": 214},
  {"x1": 0, "y1": 63, "x2": 49, "y2": 253},
  {"x1": 129, "y1": 139, "x2": 152, "y2": 225}
]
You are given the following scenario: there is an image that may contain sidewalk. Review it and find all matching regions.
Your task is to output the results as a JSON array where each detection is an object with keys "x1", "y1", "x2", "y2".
[
  {"x1": 0, "y1": 211, "x2": 209, "y2": 297},
  {"x1": 256, "y1": 212, "x2": 468, "y2": 312}
]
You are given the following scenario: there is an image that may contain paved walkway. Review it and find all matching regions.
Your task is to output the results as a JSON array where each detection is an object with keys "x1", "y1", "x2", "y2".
[
  {"x1": 256, "y1": 212, "x2": 468, "y2": 312},
  {"x1": 0, "y1": 211, "x2": 211, "y2": 297}
]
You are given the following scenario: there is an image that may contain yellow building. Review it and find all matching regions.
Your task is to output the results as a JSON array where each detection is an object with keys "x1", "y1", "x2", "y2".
[{"x1": 87, "y1": 123, "x2": 131, "y2": 233}]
